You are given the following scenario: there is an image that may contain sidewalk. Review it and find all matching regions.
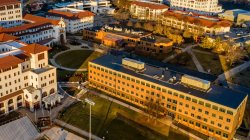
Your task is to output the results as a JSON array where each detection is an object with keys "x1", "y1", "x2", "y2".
[
  {"x1": 187, "y1": 49, "x2": 206, "y2": 73},
  {"x1": 55, "y1": 119, "x2": 102, "y2": 140}
]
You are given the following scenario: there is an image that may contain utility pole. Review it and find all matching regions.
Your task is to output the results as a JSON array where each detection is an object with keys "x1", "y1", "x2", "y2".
[{"x1": 84, "y1": 98, "x2": 95, "y2": 140}]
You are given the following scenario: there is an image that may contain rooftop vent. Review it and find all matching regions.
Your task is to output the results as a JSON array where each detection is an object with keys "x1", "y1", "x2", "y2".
[
  {"x1": 181, "y1": 75, "x2": 210, "y2": 91},
  {"x1": 122, "y1": 58, "x2": 145, "y2": 71}
]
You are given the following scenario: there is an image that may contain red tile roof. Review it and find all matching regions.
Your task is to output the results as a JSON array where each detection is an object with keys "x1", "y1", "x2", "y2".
[
  {"x1": 0, "y1": 22, "x2": 52, "y2": 34},
  {"x1": 24, "y1": 14, "x2": 60, "y2": 26},
  {"x1": 131, "y1": 1, "x2": 169, "y2": 10},
  {"x1": 0, "y1": 33, "x2": 18, "y2": 42},
  {"x1": 162, "y1": 10, "x2": 232, "y2": 28},
  {"x1": 20, "y1": 44, "x2": 51, "y2": 54},
  {"x1": 48, "y1": 10, "x2": 95, "y2": 20},
  {"x1": 0, "y1": 55, "x2": 23, "y2": 70},
  {"x1": 0, "y1": 0, "x2": 20, "y2": 5}
]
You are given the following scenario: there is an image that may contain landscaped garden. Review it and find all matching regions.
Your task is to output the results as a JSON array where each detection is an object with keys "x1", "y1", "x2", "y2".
[
  {"x1": 55, "y1": 50, "x2": 102, "y2": 69},
  {"x1": 58, "y1": 93, "x2": 189, "y2": 140}
]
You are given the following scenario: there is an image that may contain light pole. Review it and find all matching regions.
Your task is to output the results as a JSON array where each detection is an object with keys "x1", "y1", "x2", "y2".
[{"x1": 84, "y1": 98, "x2": 95, "y2": 140}]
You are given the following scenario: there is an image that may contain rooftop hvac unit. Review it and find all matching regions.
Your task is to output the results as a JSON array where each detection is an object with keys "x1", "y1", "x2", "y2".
[
  {"x1": 122, "y1": 58, "x2": 145, "y2": 70},
  {"x1": 181, "y1": 75, "x2": 210, "y2": 91}
]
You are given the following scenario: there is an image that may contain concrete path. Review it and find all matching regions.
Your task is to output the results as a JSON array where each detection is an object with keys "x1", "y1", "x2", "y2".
[
  {"x1": 162, "y1": 44, "x2": 198, "y2": 63},
  {"x1": 55, "y1": 119, "x2": 102, "y2": 140},
  {"x1": 217, "y1": 60, "x2": 250, "y2": 82},
  {"x1": 187, "y1": 49, "x2": 206, "y2": 73}
]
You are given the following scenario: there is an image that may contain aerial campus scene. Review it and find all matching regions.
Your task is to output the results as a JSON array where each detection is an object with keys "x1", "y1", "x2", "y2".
[{"x1": 0, "y1": 0, "x2": 249, "y2": 140}]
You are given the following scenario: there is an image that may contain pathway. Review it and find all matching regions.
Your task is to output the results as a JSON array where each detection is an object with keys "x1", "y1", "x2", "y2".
[
  {"x1": 55, "y1": 119, "x2": 102, "y2": 140},
  {"x1": 217, "y1": 60, "x2": 250, "y2": 82},
  {"x1": 162, "y1": 44, "x2": 198, "y2": 63},
  {"x1": 187, "y1": 49, "x2": 206, "y2": 73}
]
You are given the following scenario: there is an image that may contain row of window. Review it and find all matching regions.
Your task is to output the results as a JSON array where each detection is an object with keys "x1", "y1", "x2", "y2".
[{"x1": 89, "y1": 64, "x2": 234, "y2": 116}]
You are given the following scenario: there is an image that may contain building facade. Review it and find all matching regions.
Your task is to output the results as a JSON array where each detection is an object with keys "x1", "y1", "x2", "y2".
[
  {"x1": 83, "y1": 25, "x2": 173, "y2": 53},
  {"x1": 0, "y1": 34, "x2": 62, "y2": 115},
  {"x1": 0, "y1": 14, "x2": 66, "y2": 46},
  {"x1": 160, "y1": 10, "x2": 232, "y2": 35},
  {"x1": 88, "y1": 55, "x2": 247, "y2": 140},
  {"x1": 0, "y1": 0, "x2": 23, "y2": 28},
  {"x1": 54, "y1": 1, "x2": 113, "y2": 14},
  {"x1": 47, "y1": 8, "x2": 94, "y2": 34},
  {"x1": 170, "y1": 0, "x2": 223, "y2": 15},
  {"x1": 130, "y1": 1, "x2": 169, "y2": 20}
]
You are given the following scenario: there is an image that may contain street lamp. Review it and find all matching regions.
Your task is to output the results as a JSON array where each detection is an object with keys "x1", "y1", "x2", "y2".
[{"x1": 84, "y1": 98, "x2": 95, "y2": 140}]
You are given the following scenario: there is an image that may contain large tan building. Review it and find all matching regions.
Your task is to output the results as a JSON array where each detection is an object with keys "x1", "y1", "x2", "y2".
[
  {"x1": 0, "y1": 0, "x2": 22, "y2": 28},
  {"x1": 130, "y1": 1, "x2": 169, "y2": 20},
  {"x1": 170, "y1": 0, "x2": 223, "y2": 15},
  {"x1": 160, "y1": 10, "x2": 232, "y2": 35},
  {"x1": 88, "y1": 55, "x2": 248, "y2": 140},
  {"x1": 0, "y1": 33, "x2": 62, "y2": 115}
]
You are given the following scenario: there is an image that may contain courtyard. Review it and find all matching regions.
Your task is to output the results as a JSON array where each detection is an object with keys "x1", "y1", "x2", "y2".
[{"x1": 55, "y1": 50, "x2": 102, "y2": 70}]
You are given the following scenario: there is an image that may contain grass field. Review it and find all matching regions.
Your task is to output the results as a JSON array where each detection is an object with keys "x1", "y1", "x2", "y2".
[
  {"x1": 193, "y1": 51, "x2": 230, "y2": 75},
  {"x1": 58, "y1": 93, "x2": 189, "y2": 140},
  {"x1": 55, "y1": 50, "x2": 102, "y2": 69}
]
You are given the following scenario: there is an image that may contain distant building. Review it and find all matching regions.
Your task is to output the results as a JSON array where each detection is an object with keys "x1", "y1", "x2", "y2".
[
  {"x1": 0, "y1": 0, "x2": 23, "y2": 28},
  {"x1": 160, "y1": 10, "x2": 232, "y2": 35},
  {"x1": 218, "y1": 9, "x2": 250, "y2": 24},
  {"x1": 170, "y1": 0, "x2": 223, "y2": 15},
  {"x1": 130, "y1": 1, "x2": 169, "y2": 20},
  {"x1": 0, "y1": 14, "x2": 66, "y2": 46},
  {"x1": 0, "y1": 34, "x2": 62, "y2": 115},
  {"x1": 54, "y1": 1, "x2": 114, "y2": 14},
  {"x1": 88, "y1": 55, "x2": 248, "y2": 140},
  {"x1": 83, "y1": 25, "x2": 173, "y2": 53},
  {"x1": 47, "y1": 8, "x2": 94, "y2": 34}
]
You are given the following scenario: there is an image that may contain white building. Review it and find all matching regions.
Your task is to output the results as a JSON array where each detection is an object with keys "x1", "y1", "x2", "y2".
[
  {"x1": 55, "y1": 1, "x2": 113, "y2": 14},
  {"x1": 0, "y1": 33, "x2": 62, "y2": 115},
  {"x1": 130, "y1": 1, "x2": 169, "y2": 20},
  {"x1": 47, "y1": 8, "x2": 94, "y2": 34},
  {"x1": 161, "y1": 10, "x2": 232, "y2": 35},
  {"x1": 0, "y1": 0, "x2": 23, "y2": 28},
  {"x1": 0, "y1": 14, "x2": 66, "y2": 46},
  {"x1": 170, "y1": 0, "x2": 223, "y2": 15}
]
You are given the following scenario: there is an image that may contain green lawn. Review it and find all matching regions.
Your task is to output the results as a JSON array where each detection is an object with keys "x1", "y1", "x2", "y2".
[
  {"x1": 58, "y1": 93, "x2": 189, "y2": 140},
  {"x1": 55, "y1": 50, "x2": 102, "y2": 69},
  {"x1": 193, "y1": 51, "x2": 230, "y2": 75}
]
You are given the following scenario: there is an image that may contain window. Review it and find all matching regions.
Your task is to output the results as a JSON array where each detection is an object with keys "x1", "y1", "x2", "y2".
[
  {"x1": 218, "y1": 123, "x2": 222, "y2": 127},
  {"x1": 205, "y1": 103, "x2": 211, "y2": 108},
  {"x1": 186, "y1": 96, "x2": 191, "y2": 101},
  {"x1": 227, "y1": 110, "x2": 233, "y2": 115},
  {"x1": 226, "y1": 118, "x2": 231, "y2": 122},
  {"x1": 198, "y1": 101, "x2": 204, "y2": 105},
  {"x1": 211, "y1": 121, "x2": 214, "y2": 124},
  {"x1": 219, "y1": 116, "x2": 223, "y2": 120},
  {"x1": 196, "y1": 122, "x2": 200, "y2": 127},
  {"x1": 219, "y1": 108, "x2": 226, "y2": 113},
  {"x1": 192, "y1": 106, "x2": 195, "y2": 110},
  {"x1": 192, "y1": 99, "x2": 197, "y2": 103},
  {"x1": 205, "y1": 111, "x2": 209, "y2": 115},
  {"x1": 212, "y1": 105, "x2": 218, "y2": 110},
  {"x1": 179, "y1": 94, "x2": 184, "y2": 99}
]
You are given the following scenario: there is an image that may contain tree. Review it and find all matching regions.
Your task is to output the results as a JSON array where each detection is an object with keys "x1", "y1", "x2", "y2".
[
  {"x1": 226, "y1": 46, "x2": 246, "y2": 66},
  {"x1": 127, "y1": 21, "x2": 133, "y2": 27},
  {"x1": 143, "y1": 22, "x2": 154, "y2": 31},
  {"x1": 200, "y1": 36, "x2": 214, "y2": 49},
  {"x1": 134, "y1": 22, "x2": 142, "y2": 29},
  {"x1": 154, "y1": 23, "x2": 164, "y2": 35},
  {"x1": 183, "y1": 30, "x2": 192, "y2": 38},
  {"x1": 176, "y1": 35, "x2": 184, "y2": 45}
]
